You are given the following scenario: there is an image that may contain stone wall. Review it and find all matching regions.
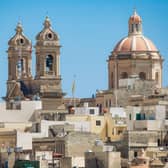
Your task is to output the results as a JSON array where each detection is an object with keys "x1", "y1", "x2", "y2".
[
  {"x1": 96, "y1": 79, "x2": 158, "y2": 108},
  {"x1": 60, "y1": 157, "x2": 72, "y2": 168},
  {"x1": 85, "y1": 151, "x2": 121, "y2": 168},
  {"x1": 65, "y1": 132, "x2": 99, "y2": 157}
]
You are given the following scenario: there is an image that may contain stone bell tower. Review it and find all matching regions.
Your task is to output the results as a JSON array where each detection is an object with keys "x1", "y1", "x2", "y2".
[
  {"x1": 35, "y1": 17, "x2": 64, "y2": 109},
  {"x1": 6, "y1": 22, "x2": 32, "y2": 102},
  {"x1": 35, "y1": 17, "x2": 60, "y2": 79}
]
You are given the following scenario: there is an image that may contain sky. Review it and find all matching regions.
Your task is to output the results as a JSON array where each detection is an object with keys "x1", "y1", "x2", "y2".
[{"x1": 0, "y1": 0, "x2": 168, "y2": 100}]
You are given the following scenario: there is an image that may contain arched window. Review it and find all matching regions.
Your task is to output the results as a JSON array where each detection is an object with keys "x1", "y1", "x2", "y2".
[
  {"x1": 135, "y1": 24, "x2": 139, "y2": 32},
  {"x1": 131, "y1": 24, "x2": 134, "y2": 32},
  {"x1": 109, "y1": 99, "x2": 112, "y2": 107},
  {"x1": 120, "y1": 72, "x2": 128, "y2": 79},
  {"x1": 20, "y1": 59, "x2": 24, "y2": 71},
  {"x1": 155, "y1": 72, "x2": 159, "y2": 83},
  {"x1": 16, "y1": 58, "x2": 25, "y2": 78},
  {"x1": 46, "y1": 55, "x2": 53, "y2": 72},
  {"x1": 139, "y1": 72, "x2": 146, "y2": 80}
]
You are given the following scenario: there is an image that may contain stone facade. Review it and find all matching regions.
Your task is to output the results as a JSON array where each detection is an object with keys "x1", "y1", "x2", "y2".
[
  {"x1": 33, "y1": 132, "x2": 98, "y2": 167},
  {"x1": 120, "y1": 130, "x2": 168, "y2": 161},
  {"x1": 85, "y1": 151, "x2": 121, "y2": 168},
  {"x1": 96, "y1": 79, "x2": 159, "y2": 108}
]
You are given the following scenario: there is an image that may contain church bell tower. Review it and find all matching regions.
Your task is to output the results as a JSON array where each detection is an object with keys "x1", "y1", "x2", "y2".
[
  {"x1": 6, "y1": 22, "x2": 32, "y2": 102},
  {"x1": 35, "y1": 17, "x2": 64, "y2": 109},
  {"x1": 35, "y1": 17, "x2": 61, "y2": 80}
]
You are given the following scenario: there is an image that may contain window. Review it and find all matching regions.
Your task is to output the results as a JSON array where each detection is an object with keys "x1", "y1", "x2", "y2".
[
  {"x1": 17, "y1": 38, "x2": 24, "y2": 45},
  {"x1": 120, "y1": 72, "x2": 128, "y2": 79},
  {"x1": 47, "y1": 33, "x2": 53, "y2": 39},
  {"x1": 96, "y1": 120, "x2": 101, "y2": 126},
  {"x1": 105, "y1": 100, "x2": 108, "y2": 107},
  {"x1": 109, "y1": 99, "x2": 112, "y2": 107},
  {"x1": 155, "y1": 72, "x2": 159, "y2": 83},
  {"x1": 134, "y1": 151, "x2": 138, "y2": 157},
  {"x1": 158, "y1": 139, "x2": 161, "y2": 146},
  {"x1": 20, "y1": 59, "x2": 24, "y2": 71},
  {"x1": 17, "y1": 58, "x2": 24, "y2": 77},
  {"x1": 20, "y1": 38, "x2": 24, "y2": 44},
  {"x1": 157, "y1": 139, "x2": 161, "y2": 146},
  {"x1": 141, "y1": 113, "x2": 146, "y2": 120},
  {"x1": 135, "y1": 24, "x2": 139, "y2": 32},
  {"x1": 139, "y1": 72, "x2": 146, "y2": 80},
  {"x1": 131, "y1": 24, "x2": 134, "y2": 32},
  {"x1": 118, "y1": 130, "x2": 122, "y2": 135},
  {"x1": 46, "y1": 55, "x2": 53, "y2": 72},
  {"x1": 35, "y1": 123, "x2": 39, "y2": 132},
  {"x1": 90, "y1": 109, "x2": 95, "y2": 114},
  {"x1": 129, "y1": 114, "x2": 132, "y2": 120}
]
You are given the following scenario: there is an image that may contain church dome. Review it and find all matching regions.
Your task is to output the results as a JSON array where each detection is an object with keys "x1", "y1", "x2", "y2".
[
  {"x1": 113, "y1": 10, "x2": 158, "y2": 53},
  {"x1": 114, "y1": 35, "x2": 158, "y2": 52}
]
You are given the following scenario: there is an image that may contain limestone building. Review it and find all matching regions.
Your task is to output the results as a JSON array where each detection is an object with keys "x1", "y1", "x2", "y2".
[
  {"x1": 108, "y1": 10, "x2": 163, "y2": 89},
  {"x1": 6, "y1": 17, "x2": 64, "y2": 109}
]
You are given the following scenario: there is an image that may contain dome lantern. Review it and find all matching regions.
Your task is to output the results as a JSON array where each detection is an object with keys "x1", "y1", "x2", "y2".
[{"x1": 128, "y1": 9, "x2": 142, "y2": 36}]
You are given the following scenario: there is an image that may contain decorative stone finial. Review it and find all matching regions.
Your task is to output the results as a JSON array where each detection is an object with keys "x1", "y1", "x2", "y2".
[
  {"x1": 44, "y1": 16, "x2": 51, "y2": 28},
  {"x1": 15, "y1": 22, "x2": 23, "y2": 34}
]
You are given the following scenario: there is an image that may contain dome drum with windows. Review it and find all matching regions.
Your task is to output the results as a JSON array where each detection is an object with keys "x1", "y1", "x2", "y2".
[{"x1": 108, "y1": 10, "x2": 163, "y2": 90}]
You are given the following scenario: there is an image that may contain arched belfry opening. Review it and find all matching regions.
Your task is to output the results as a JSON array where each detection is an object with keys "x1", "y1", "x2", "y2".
[{"x1": 46, "y1": 55, "x2": 53, "y2": 73}]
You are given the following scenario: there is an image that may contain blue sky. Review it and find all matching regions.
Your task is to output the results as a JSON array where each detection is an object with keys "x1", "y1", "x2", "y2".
[{"x1": 0, "y1": 0, "x2": 168, "y2": 99}]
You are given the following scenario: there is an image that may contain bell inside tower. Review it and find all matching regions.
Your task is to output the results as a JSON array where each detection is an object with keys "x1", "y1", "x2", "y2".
[{"x1": 46, "y1": 55, "x2": 53, "y2": 73}]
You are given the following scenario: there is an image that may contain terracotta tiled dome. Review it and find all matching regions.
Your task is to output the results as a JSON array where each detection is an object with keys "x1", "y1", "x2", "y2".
[
  {"x1": 113, "y1": 10, "x2": 158, "y2": 53},
  {"x1": 108, "y1": 10, "x2": 163, "y2": 91},
  {"x1": 114, "y1": 35, "x2": 158, "y2": 52}
]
